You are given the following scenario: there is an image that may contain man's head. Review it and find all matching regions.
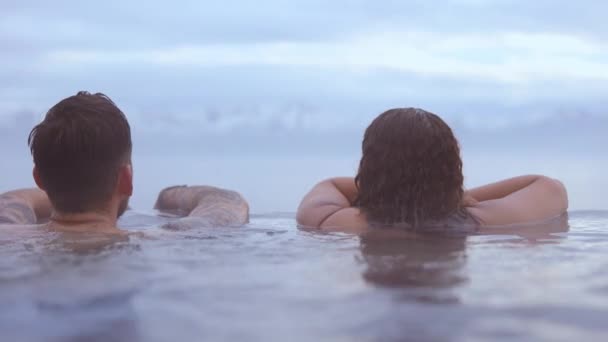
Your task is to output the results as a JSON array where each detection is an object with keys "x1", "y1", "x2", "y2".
[{"x1": 28, "y1": 91, "x2": 133, "y2": 217}]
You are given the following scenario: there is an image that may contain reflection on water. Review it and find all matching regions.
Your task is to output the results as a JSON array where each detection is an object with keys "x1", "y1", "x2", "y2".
[
  {"x1": 359, "y1": 235, "x2": 468, "y2": 304},
  {"x1": 0, "y1": 228, "x2": 144, "y2": 342},
  {"x1": 0, "y1": 211, "x2": 606, "y2": 342},
  {"x1": 477, "y1": 213, "x2": 570, "y2": 244},
  {"x1": 356, "y1": 215, "x2": 571, "y2": 307},
  {"x1": 35, "y1": 289, "x2": 141, "y2": 342},
  {"x1": 45, "y1": 232, "x2": 132, "y2": 255}
]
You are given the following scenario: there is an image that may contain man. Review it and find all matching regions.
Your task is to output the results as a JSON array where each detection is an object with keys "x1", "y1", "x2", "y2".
[{"x1": 0, "y1": 91, "x2": 248, "y2": 233}]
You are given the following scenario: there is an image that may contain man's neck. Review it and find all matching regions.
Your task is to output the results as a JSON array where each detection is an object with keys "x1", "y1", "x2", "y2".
[{"x1": 47, "y1": 210, "x2": 123, "y2": 234}]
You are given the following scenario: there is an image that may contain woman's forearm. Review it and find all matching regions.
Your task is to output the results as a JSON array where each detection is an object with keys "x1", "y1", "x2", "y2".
[
  {"x1": 467, "y1": 175, "x2": 568, "y2": 225},
  {"x1": 296, "y1": 178, "x2": 355, "y2": 228},
  {"x1": 466, "y1": 175, "x2": 542, "y2": 202}
]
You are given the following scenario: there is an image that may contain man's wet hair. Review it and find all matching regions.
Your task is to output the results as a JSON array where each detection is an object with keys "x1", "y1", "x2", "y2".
[{"x1": 28, "y1": 91, "x2": 132, "y2": 213}]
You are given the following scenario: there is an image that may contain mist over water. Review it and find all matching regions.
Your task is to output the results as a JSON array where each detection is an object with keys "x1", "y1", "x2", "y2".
[{"x1": 2, "y1": 111, "x2": 607, "y2": 213}]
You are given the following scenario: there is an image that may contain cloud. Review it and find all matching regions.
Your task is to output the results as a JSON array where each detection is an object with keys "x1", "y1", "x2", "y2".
[
  {"x1": 42, "y1": 30, "x2": 608, "y2": 84},
  {"x1": 2, "y1": 0, "x2": 607, "y2": 49},
  {"x1": 1, "y1": 0, "x2": 607, "y2": 134},
  {"x1": 2, "y1": 1, "x2": 607, "y2": 211}
]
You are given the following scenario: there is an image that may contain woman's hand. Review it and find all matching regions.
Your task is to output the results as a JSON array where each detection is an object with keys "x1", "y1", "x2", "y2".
[{"x1": 461, "y1": 193, "x2": 479, "y2": 207}]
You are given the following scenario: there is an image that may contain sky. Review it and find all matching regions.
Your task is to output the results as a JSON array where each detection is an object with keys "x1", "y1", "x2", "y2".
[
  {"x1": 1, "y1": 0, "x2": 607, "y2": 211},
  {"x1": 2, "y1": 0, "x2": 607, "y2": 127}
]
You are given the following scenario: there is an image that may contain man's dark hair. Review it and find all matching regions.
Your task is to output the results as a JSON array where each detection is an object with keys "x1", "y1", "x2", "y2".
[{"x1": 28, "y1": 91, "x2": 132, "y2": 213}]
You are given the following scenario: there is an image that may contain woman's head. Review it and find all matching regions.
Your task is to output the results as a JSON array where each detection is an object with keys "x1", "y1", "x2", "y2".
[{"x1": 355, "y1": 108, "x2": 464, "y2": 227}]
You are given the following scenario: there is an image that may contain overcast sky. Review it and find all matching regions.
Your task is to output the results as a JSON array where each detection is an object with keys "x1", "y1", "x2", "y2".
[
  {"x1": 1, "y1": 0, "x2": 607, "y2": 132},
  {"x1": 1, "y1": 0, "x2": 607, "y2": 210}
]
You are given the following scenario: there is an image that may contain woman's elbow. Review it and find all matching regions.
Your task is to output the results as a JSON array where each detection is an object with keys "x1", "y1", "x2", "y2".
[
  {"x1": 553, "y1": 178, "x2": 569, "y2": 212},
  {"x1": 540, "y1": 176, "x2": 569, "y2": 213},
  {"x1": 296, "y1": 206, "x2": 320, "y2": 228}
]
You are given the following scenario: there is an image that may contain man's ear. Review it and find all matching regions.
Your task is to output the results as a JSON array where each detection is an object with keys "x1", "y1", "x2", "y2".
[
  {"x1": 117, "y1": 164, "x2": 133, "y2": 196},
  {"x1": 33, "y1": 167, "x2": 45, "y2": 190}
]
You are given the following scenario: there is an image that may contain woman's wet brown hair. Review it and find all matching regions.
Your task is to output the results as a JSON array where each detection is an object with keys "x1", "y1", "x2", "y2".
[{"x1": 355, "y1": 108, "x2": 464, "y2": 227}]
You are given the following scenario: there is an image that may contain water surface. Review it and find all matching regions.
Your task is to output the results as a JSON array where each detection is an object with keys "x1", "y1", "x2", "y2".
[{"x1": 0, "y1": 211, "x2": 607, "y2": 342}]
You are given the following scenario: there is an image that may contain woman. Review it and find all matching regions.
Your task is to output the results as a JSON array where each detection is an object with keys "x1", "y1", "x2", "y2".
[{"x1": 297, "y1": 108, "x2": 568, "y2": 233}]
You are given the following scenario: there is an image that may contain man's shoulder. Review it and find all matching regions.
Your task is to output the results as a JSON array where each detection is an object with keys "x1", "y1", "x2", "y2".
[{"x1": 0, "y1": 195, "x2": 37, "y2": 225}]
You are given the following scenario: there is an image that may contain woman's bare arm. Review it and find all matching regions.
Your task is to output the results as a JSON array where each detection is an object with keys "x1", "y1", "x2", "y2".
[
  {"x1": 466, "y1": 175, "x2": 568, "y2": 226},
  {"x1": 466, "y1": 175, "x2": 543, "y2": 202},
  {"x1": 0, "y1": 188, "x2": 51, "y2": 225},
  {"x1": 296, "y1": 177, "x2": 366, "y2": 231},
  {"x1": 155, "y1": 185, "x2": 249, "y2": 227}
]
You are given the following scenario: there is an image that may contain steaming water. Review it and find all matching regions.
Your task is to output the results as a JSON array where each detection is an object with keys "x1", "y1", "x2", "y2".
[{"x1": 1, "y1": 211, "x2": 607, "y2": 342}]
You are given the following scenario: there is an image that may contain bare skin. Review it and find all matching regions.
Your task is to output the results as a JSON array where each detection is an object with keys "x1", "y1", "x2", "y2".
[
  {"x1": 0, "y1": 189, "x2": 51, "y2": 225},
  {"x1": 0, "y1": 190, "x2": 127, "y2": 235},
  {"x1": 45, "y1": 209, "x2": 127, "y2": 235},
  {"x1": 297, "y1": 178, "x2": 367, "y2": 233},
  {"x1": 155, "y1": 185, "x2": 249, "y2": 229},
  {"x1": 1, "y1": 183, "x2": 248, "y2": 234},
  {"x1": 297, "y1": 175, "x2": 568, "y2": 234},
  {"x1": 0, "y1": 189, "x2": 131, "y2": 255},
  {"x1": 465, "y1": 175, "x2": 568, "y2": 226},
  {"x1": 0, "y1": 162, "x2": 133, "y2": 235}
]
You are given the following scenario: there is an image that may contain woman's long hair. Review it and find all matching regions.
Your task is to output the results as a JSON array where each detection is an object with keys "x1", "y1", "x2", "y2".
[{"x1": 355, "y1": 108, "x2": 464, "y2": 227}]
